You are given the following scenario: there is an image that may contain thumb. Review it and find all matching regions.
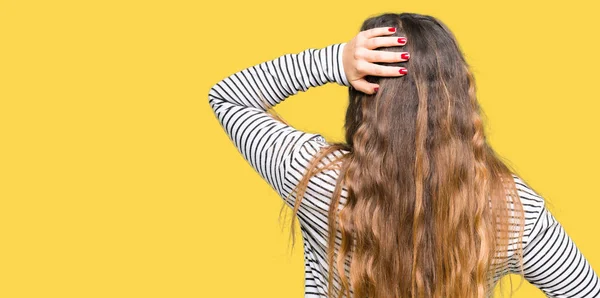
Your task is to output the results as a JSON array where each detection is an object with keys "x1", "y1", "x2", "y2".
[{"x1": 351, "y1": 79, "x2": 379, "y2": 95}]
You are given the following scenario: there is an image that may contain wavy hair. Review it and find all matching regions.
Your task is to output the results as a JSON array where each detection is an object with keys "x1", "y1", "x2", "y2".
[{"x1": 271, "y1": 12, "x2": 531, "y2": 298}]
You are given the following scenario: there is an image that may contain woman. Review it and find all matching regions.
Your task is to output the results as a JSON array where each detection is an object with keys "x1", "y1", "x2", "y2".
[{"x1": 208, "y1": 12, "x2": 599, "y2": 298}]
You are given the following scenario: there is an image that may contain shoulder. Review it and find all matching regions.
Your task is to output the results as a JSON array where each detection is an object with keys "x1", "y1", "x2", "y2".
[
  {"x1": 509, "y1": 173, "x2": 547, "y2": 245},
  {"x1": 287, "y1": 134, "x2": 349, "y2": 184},
  {"x1": 287, "y1": 135, "x2": 349, "y2": 170},
  {"x1": 511, "y1": 173, "x2": 545, "y2": 212},
  {"x1": 282, "y1": 135, "x2": 350, "y2": 212}
]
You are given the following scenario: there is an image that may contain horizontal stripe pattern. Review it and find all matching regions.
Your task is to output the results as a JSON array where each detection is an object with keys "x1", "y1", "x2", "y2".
[{"x1": 208, "y1": 42, "x2": 600, "y2": 297}]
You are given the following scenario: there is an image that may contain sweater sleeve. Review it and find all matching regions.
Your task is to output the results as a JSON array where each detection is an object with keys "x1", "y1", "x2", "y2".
[
  {"x1": 208, "y1": 43, "x2": 350, "y2": 207},
  {"x1": 521, "y1": 201, "x2": 600, "y2": 297}
]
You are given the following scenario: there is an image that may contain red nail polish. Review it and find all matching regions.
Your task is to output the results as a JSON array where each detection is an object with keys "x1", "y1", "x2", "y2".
[
  {"x1": 389, "y1": 27, "x2": 396, "y2": 32},
  {"x1": 374, "y1": 87, "x2": 379, "y2": 93},
  {"x1": 399, "y1": 68, "x2": 408, "y2": 75},
  {"x1": 401, "y1": 53, "x2": 410, "y2": 60},
  {"x1": 398, "y1": 37, "x2": 406, "y2": 44}
]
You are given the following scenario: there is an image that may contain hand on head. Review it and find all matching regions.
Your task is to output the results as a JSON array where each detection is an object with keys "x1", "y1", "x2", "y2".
[{"x1": 342, "y1": 27, "x2": 410, "y2": 94}]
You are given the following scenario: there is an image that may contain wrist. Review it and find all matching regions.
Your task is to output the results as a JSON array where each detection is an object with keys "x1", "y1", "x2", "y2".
[{"x1": 337, "y1": 42, "x2": 351, "y2": 87}]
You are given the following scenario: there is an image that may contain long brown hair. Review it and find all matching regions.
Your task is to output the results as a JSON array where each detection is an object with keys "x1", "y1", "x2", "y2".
[{"x1": 274, "y1": 12, "x2": 531, "y2": 298}]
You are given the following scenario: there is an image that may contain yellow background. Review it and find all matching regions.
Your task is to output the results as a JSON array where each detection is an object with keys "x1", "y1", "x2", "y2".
[{"x1": 1, "y1": 0, "x2": 598, "y2": 297}]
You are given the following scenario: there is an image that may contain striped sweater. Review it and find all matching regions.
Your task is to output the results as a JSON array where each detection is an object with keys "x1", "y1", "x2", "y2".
[{"x1": 208, "y1": 42, "x2": 600, "y2": 297}]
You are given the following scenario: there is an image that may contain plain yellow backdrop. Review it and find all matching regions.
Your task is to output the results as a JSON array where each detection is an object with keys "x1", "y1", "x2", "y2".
[{"x1": 1, "y1": 0, "x2": 599, "y2": 297}]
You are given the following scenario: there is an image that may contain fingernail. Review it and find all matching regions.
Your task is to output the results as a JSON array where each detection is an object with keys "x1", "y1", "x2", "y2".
[
  {"x1": 401, "y1": 52, "x2": 410, "y2": 60},
  {"x1": 398, "y1": 37, "x2": 407, "y2": 44},
  {"x1": 388, "y1": 27, "x2": 396, "y2": 32},
  {"x1": 399, "y1": 68, "x2": 408, "y2": 75},
  {"x1": 374, "y1": 87, "x2": 379, "y2": 93}
]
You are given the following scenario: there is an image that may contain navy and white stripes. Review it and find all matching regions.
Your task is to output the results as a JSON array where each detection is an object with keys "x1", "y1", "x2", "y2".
[{"x1": 208, "y1": 42, "x2": 600, "y2": 297}]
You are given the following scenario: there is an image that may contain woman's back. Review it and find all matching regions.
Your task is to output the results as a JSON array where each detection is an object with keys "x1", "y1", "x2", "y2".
[{"x1": 281, "y1": 137, "x2": 599, "y2": 297}]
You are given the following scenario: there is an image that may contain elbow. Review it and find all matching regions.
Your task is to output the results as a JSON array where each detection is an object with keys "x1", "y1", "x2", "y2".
[
  {"x1": 208, "y1": 83, "x2": 219, "y2": 104},
  {"x1": 207, "y1": 83, "x2": 226, "y2": 113}
]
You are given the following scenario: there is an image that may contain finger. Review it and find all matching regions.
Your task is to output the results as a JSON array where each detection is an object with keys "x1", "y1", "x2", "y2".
[
  {"x1": 360, "y1": 26, "x2": 398, "y2": 40},
  {"x1": 352, "y1": 79, "x2": 379, "y2": 95},
  {"x1": 362, "y1": 49, "x2": 410, "y2": 63},
  {"x1": 364, "y1": 36, "x2": 407, "y2": 50},
  {"x1": 357, "y1": 61, "x2": 408, "y2": 77}
]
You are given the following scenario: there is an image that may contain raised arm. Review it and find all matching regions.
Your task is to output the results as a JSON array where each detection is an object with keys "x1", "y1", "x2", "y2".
[
  {"x1": 207, "y1": 42, "x2": 350, "y2": 205},
  {"x1": 208, "y1": 27, "x2": 409, "y2": 210}
]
